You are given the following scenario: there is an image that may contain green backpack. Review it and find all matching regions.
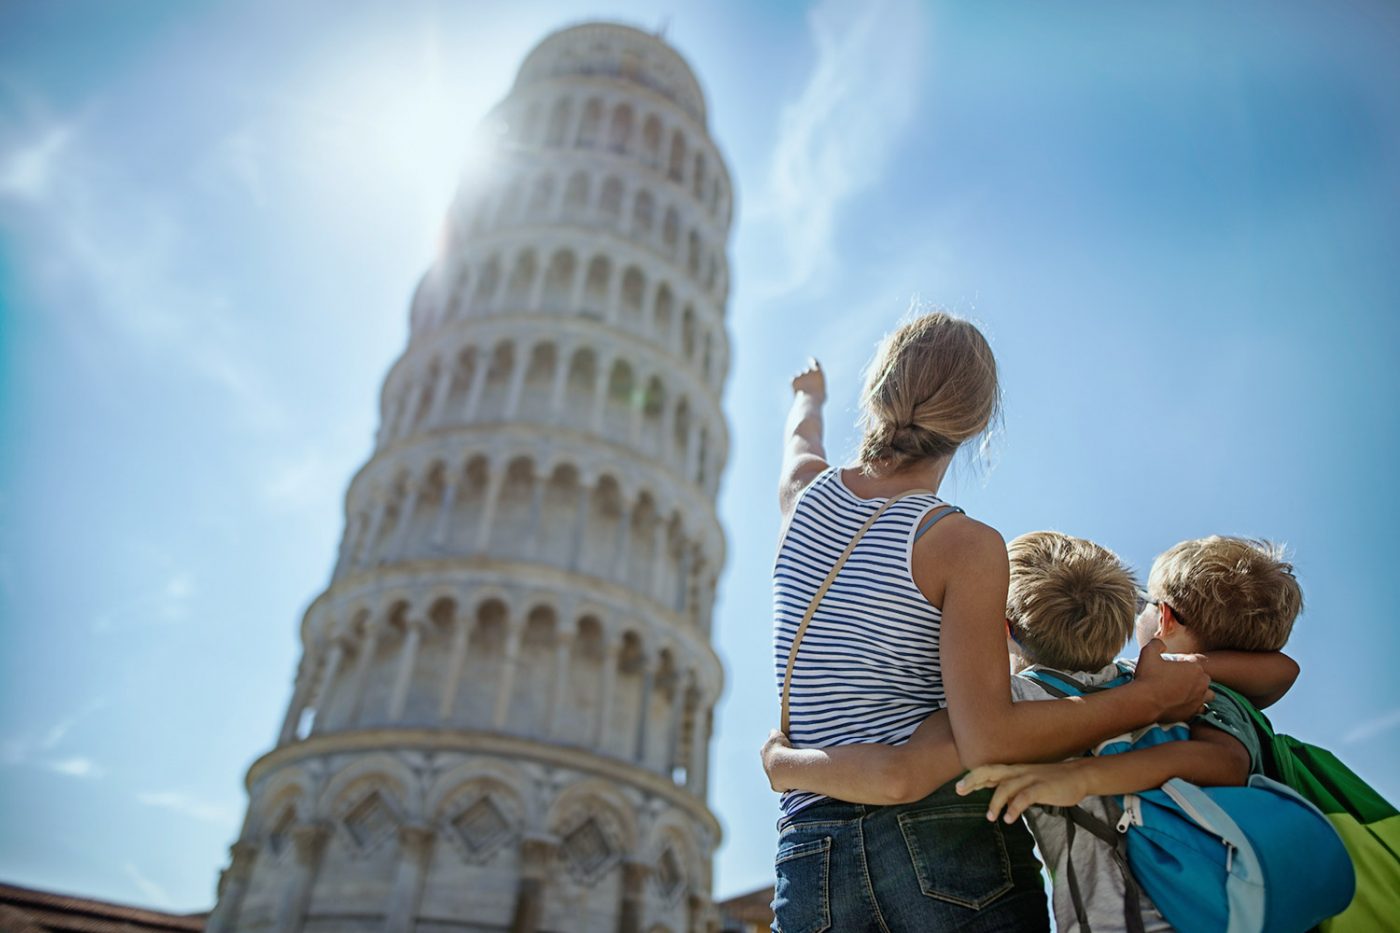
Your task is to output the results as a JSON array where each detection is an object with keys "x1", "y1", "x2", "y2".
[{"x1": 1214, "y1": 685, "x2": 1400, "y2": 932}]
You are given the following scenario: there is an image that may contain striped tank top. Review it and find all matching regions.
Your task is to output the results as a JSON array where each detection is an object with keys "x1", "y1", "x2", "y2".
[{"x1": 772, "y1": 465, "x2": 959, "y2": 817}]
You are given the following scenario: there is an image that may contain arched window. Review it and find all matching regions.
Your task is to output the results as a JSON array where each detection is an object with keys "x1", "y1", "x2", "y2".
[
  {"x1": 545, "y1": 98, "x2": 572, "y2": 147},
  {"x1": 631, "y1": 189, "x2": 655, "y2": 237},
  {"x1": 577, "y1": 98, "x2": 603, "y2": 148}
]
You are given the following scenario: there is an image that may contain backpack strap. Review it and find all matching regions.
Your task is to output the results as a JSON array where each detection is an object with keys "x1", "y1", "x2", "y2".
[
  {"x1": 779, "y1": 487, "x2": 935, "y2": 735},
  {"x1": 1061, "y1": 805, "x2": 1147, "y2": 933},
  {"x1": 1020, "y1": 669, "x2": 1087, "y2": 699}
]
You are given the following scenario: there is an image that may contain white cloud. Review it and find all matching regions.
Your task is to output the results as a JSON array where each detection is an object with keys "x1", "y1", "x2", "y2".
[
  {"x1": 123, "y1": 861, "x2": 172, "y2": 909},
  {"x1": 44, "y1": 756, "x2": 105, "y2": 778},
  {"x1": 1342, "y1": 707, "x2": 1400, "y2": 745},
  {"x1": 753, "y1": 0, "x2": 928, "y2": 298},
  {"x1": 0, "y1": 122, "x2": 73, "y2": 200},
  {"x1": 260, "y1": 448, "x2": 346, "y2": 512},
  {"x1": 94, "y1": 571, "x2": 198, "y2": 632},
  {"x1": 2, "y1": 107, "x2": 287, "y2": 434},
  {"x1": 40, "y1": 697, "x2": 109, "y2": 749},
  {"x1": 138, "y1": 790, "x2": 240, "y2": 826}
]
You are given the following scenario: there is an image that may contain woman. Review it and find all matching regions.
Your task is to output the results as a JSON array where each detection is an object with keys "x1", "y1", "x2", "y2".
[{"x1": 770, "y1": 312, "x2": 1208, "y2": 932}]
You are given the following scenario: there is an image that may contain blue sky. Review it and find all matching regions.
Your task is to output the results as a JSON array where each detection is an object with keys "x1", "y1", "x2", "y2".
[{"x1": 2, "y1": 0, "x2": 1398, "y2": 911}]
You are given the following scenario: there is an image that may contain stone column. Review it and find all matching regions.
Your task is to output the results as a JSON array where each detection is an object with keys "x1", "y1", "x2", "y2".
[
  {"x1": 504, "y1": 351, "x2": 529, "y2": 419},
  {"x1": 650, "y1": 521, "x2": 670, "y2": 602},
  {"x1": 612, "y1": 502, "x2": 633, "y2": 582},
  {"x1": 388, "y1": 483, "x2": 422, "y2": 561},
  {"x1": 355, "y1": 499, "x2": 388, "y2": 568},
  {"x1": 308, "y1": 639, "x2": 346, "y2": 736},
  {"x1": 524, "y1": 474, "x2": 547, "y2": 557},
  {"x1": 439, "y1": 615, "x2": 472, "y2": 722},
  {"x1": 474, "y1": 465, "x2": 508, "y2": 553},
  {"x1": 567, "y1": 482, "x2": 592, "y2": 571},
  {"x1": 590, "y1": 356, "x2": 610, "y2": 433},
  {"x1": 666, "y1": 674, "x2": 691, "y2": 779},
  {"x1": 388, "y1": 618, "x2": 428, "y2": 722},
  {"x1": 633, "y1": 655, "x2": 655, "y2": 765},
  {"x1": 426, "y1": 360, "x2": 455, "y2": 425},
  {"x1": 510, "y1": 835, "x2": 558, "y2": 933},
  {"x1": 545, "y1": 619, "x2": 577, "y2": 738},
  {"x1": 385, "y1": 824, "x2": 436, "y2": 933},
  {"x1": 619, "y1": 860, "x2": 653, "y2": 933},
  {"x1": 548, "y1": 345, "x2": 571, "y2": 419},
  {"x1": 687, "y1": 892, "x2": 709, "y2": 933},
  {"x1": 690, "y1": 705, "x2": 711, "y2": 799},
  {"x1": 493, "y1": 623, "x2": 525, "y2": 729},
  {"x1": 273, "y1": 823, "x2": 328, "y2": 933},
  {"x1": 344, "y1": 622, "x2": 381, "y2": 727},
  {"x1": 205, "y1": 840, "x2": 259, "y2": 933},
  {"x1": 431, "y1": 478, "x2": 458, "y2": 548},
  {"x1": 332, "y1": 513, "x2": 361, "y2": 578},
  {"x1": 594, "y1": 637, "x2": 621, "y2": 750},
  {"x1": 464, "y1": 351, "x2": 491, "y2": 421}
]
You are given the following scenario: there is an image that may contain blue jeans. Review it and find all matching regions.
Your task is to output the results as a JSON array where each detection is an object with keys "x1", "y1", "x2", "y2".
[{"x1": 771, "y1": 781, "x2": 1049, "y2": 933}]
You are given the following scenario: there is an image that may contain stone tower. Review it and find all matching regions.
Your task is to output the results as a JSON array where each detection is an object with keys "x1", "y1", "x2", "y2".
[{"x1": 206, "y1": 21, "x2": 732, "y2": 933}]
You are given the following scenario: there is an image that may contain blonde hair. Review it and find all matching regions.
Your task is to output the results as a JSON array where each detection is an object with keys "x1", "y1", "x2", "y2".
[
  {"x1": 857, "y1": 311, "x2": 1000, "y2": 474},
  {"x1": 1007, "y1": 531, "x2": 1137, "y2": 671},
  {"x1": 1148, "y1": 536, "x2": 1302, "y2": 651}
]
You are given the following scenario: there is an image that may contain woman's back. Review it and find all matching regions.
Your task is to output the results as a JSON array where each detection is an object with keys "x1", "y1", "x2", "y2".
[{"x1": 773, "y1": 465, "x2": 953, "y2": 816}]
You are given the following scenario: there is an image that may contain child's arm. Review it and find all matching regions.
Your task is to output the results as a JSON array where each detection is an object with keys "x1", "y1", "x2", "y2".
[
  {"x1": 779, "y1": 359, "x2": 828, "y2": 513},
  {"x1": 955, "y1": 722, "x2": 1250, "y2": 823},
  {"x1": 1195, "y1": 650, "x2": 1299, "y2": 708},
  {"x1": 762, "y1": 710, "x2": 963, "y2": 805}
]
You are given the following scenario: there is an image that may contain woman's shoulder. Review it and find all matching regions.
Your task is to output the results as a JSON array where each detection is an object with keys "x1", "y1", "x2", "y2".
[
  {"x1": 914, "y1": 511, "x2": 1006, "y2": 571},
  {"x1": 778, "y1": 456, "x2": 832, "y2": 515}
]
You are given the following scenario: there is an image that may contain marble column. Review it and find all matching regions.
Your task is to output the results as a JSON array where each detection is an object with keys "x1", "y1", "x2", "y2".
[
  {"x1": 272, "y1": 823, "x2": 328, "y2": 933},
  {"x1": 463, "y1": 351, "x2": 491, "y2": 421},
  {"x1": 204, "y1": 840, "x2": 259, "y2": 933},
  {"x1": 618, "y1": 860, "x2": 653, "y2": 933},
  {"x1": 388, "y1": 618, "x2": 428, "y2": 722},
  {"x1": 344, "y1": 623, "x2": 382, "y2": 727},
  {"x1": 308, "y1": 640, "x2": 346, "y2": 736},
  {"x1": 431, "y1": 479, "x2": 458, "y2": 548},
  {"x1": 594, "y1": 638, "x2": 621, "y2": 750},
  {"x1": 493, "y1": 624, "x2": 525, "y2": 729},
  {"x1": 545, "y1": 620, "x2": 577, "y2": 738},
  {"x1": 385, "y1": 824, "x2": 436, "y2": 933},
  {"x1": 438, "y1": 615, "x2": 472, "y2": 722},
  {"x1": 474, "y1": 466, "x2": 508, "y2": 553},
  {"x1": 633, "y1": 658, "x2": 655, "y2": 765},
  {"x1": 510, "y1": 835, "x2": 558, "y2": 933}
]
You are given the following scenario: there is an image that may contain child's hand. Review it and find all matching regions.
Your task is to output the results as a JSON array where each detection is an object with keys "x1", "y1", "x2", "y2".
[
  {"x1": 791, "y1": 358, "x2": 826, "y2": 403},
  {"x1": 1135, "y1": 638, "x2": 1212, "y2": 722},
  {"x1": 761, "y1": 729, "x2": 794, "y2": 792},
  {"x1": 956, "y1": 761, "x2": 1091, "y2": 823}
]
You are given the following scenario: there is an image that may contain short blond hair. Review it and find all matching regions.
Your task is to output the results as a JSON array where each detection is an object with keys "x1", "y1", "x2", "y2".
[
  {"x1": 1007, "y1": 531, "x2": 1136, "y2": 672},
  {"x1": 1148, "y1": 536, "x2": 1301, "y2": 651},
  {"x1": 857, "y1": 311, "x2": 1000, "y2": 474}
]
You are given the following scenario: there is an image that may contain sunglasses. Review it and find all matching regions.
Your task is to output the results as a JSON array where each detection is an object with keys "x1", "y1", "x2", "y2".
[{"x1": 1137, "y1": 590, "x2": 1188, "y2": 627}]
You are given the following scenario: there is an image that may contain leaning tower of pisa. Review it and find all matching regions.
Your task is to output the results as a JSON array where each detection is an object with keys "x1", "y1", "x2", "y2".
[{"x1": 205, "y1": 22, "x2": 732, "y2": 933}]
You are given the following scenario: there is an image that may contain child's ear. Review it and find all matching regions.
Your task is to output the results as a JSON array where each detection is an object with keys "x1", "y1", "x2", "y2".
[{"x1": 1158, "y1": 603, "x2": 1179, "y2": 639}]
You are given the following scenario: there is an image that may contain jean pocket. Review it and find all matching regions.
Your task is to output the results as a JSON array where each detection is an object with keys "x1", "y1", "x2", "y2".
[
  {"x1": 771, "y1": 834, "x2": 832, "y2": 933},
  {"x1": 896, "y1": 806, "x2": 1013, "y2": 909}
]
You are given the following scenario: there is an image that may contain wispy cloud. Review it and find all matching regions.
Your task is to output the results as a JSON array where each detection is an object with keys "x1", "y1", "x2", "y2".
[
  {"x1": 45, "y1": 756, "x2": 106, "y2": 779},
  {"x1": 93, "y1": 572, "x2": 197, "y2": 632},
  {"x1": 138, "y1": 790, "x2": 240, "y2": 826},
  {"x1": 2, "y1": 699, "x2": 110, "y2": 776},
  {"x1": 1, "y1": 100, "x2": 286, "y2": 433},
  {"x1": 753, "y1": 0, "x2": 928, "y2": 298},
  {"x1": 1342, "y1": 707, "x2": 1400, "y2": 745},
  {"x1": 123, "y1": 861, "x2": 172, "y2": 909}
]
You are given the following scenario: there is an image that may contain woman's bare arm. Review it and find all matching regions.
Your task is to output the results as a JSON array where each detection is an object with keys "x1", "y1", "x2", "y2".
[
  {"x1": 779, "y1": 359, "x2": 829, "y2": 513},
  {"x1": 1197, "y1": 650, "x2": 1299, "y2": 708},
  {"x1": 927, "y1": 520, "x2": 1211, "y2": 769},
  {"x1": 762, "y1": 712, "x2": 962, "y2": 805}
]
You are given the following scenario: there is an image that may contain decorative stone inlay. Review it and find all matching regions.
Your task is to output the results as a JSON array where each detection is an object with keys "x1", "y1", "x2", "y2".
[
  {"x1": 343, "y1": 790, "x2": 399, "y2": 854},
  {"x1": 451, "y1": 796, "x2": 513, "y2": 860},
  {"x1": 656, "y1": 846, "x2": 684, "y2": 902},
  {"x1": 562, "y1": 817, "x2": 617, "y2": 883}
]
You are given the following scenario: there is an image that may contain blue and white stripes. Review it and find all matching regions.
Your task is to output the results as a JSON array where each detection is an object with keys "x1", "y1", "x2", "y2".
[{"x1": 772, "y1": 467, "x2": 952, "y2": 817}]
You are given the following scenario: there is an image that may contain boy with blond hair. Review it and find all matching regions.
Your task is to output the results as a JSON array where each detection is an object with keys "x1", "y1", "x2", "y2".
[{"x1": 763, "y1": 532, "x2": 1302, "y2": 933}]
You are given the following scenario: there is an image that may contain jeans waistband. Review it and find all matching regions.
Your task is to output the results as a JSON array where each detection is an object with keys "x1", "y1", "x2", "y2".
[{"x1": 776, "y1": 799, "x2": 873, "y2": 833}]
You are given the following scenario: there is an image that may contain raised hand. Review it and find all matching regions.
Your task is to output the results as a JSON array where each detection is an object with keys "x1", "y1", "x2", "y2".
[{"x1": 790, "y1": 357, "x2": 826, "y2": 402}]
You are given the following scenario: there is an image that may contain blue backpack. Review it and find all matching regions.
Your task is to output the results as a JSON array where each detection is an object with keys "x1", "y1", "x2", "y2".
[{"x1": 1022, "y1": 665, "x2": 1356, "y2": 933}]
